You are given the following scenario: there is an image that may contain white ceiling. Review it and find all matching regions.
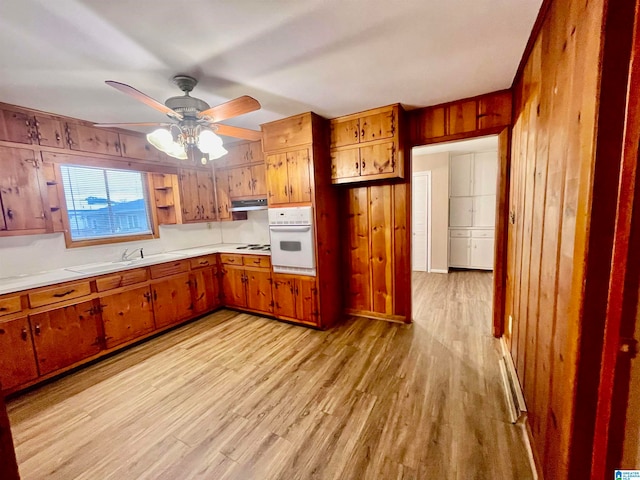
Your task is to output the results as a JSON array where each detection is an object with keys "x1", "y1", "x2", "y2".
[{"x1": 0, "y1": 0, "x2": 541, "y2": 141}]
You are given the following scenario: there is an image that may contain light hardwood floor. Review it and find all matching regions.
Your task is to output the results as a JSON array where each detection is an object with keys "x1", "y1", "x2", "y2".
[{"x1": 7, "y1": 271, "x2": 534, "y2": 479}]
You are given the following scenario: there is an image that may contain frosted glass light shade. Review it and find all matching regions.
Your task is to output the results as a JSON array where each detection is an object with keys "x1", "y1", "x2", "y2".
[
  {"x1": 197, "y1": 129, "x2": 223, "y2": 153},
  {"x1": 146, "y1": 128, "x2": 173, "y2": 150}
]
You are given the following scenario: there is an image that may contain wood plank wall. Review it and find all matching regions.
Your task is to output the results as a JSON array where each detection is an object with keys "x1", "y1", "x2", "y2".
[{"x1": 506, "y1": 0, "x2": 635, "y2": 478}]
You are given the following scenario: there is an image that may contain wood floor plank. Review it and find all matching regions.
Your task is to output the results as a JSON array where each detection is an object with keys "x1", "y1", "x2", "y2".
[{"x1": 7, "y1": 271, "x2": 534, "y2": 479}]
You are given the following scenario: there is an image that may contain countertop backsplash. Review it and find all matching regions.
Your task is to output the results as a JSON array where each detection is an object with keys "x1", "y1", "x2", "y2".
[
  {"x1": 0, "y1": 222, "x2": 223, "y2": 279},
  {"x1": 219, "y1": 210, "x2": 270, "y2": 245}
]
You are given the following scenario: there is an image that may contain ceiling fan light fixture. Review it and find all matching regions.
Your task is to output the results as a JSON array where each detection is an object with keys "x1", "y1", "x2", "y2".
[
  {"x1": 146, "y1": 128, "x2": 173, "y2": 151},
  {"x1": 197, "y1": 129, "x2": 223, "y2": 153}
]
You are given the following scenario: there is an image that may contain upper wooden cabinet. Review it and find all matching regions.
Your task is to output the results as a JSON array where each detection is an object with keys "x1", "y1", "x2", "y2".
[
  {"x1": 65, "y1": 123, "x2": 122, "y2": 156},
  {"x1": 178, "y1": 168, "x2": 217, "y2": 223},
  {"x1": 118, "y1": 132, "x2": 159, "y2": 161},
  {"x1": 265, "y1": 148, "x2": 312, "y2": 205},
  {"x1": 0, "y1": 108, "x2": 65, "y2": 149},
  {"x1": 329, "y1": 104, "x2": 404, "y2": 184},
  {"x1": 0, "y1": 146, "x2": 48, "y2": 233},
  {"x1": 262, "y1": 112, "x2": 322, "y2": 206}
]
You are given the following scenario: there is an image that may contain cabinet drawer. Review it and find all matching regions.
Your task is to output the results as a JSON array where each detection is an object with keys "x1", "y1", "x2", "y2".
[
  {"x1": 95, "y1": 268, "x2": 149, "y2": 292},
  {"x1": 471, "y1": 229, "x2": 494, "y2": 238},
  {"x1": 190, "y1": 255, "x2": 218, "y2": 270},
  {"x1": 242, "y1": 255, "x2": 271, "y2": 268},
  {"x1": 149, "y1": 260, "x2": 190, "y2": 279},
  {"x1": 219, "y1": 254, "x2": 244, "y2": 265},
  {"x1": 28, "y1": 281, "x2": 91, "y2": 308},
  {"x1": 449, "y1": 229, "x2": 471, "y2": 238},
  {"x1": 0, "y1": 295, "x2": 22, "y2": 317}
]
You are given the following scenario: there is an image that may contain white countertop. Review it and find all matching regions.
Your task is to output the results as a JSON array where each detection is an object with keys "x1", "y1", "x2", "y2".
[{"x1": 0, "y1": 243, "x2": 270, "y2": 296}]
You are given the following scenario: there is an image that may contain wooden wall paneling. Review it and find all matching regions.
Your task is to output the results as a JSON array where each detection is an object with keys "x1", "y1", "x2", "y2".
[
  {"x1": 492, "y1": 127, "x2": 511, "y2": 339},
  {"x1": 592, "y1": 1, "x2": 640, "y2": 476},
  {"x1": 568, "y1": 0, "x2": 636, "y2": 476},
  {"x1": 447, "y1": 100, "x2": 477, "y2": 135},
  {"x1": 478, "y1": 91, "x2": 513, "y2": 130},
  {"x1": 392, "y1": 182, "x2": 410, "y2": 321},
  {"x1": 0, "y1": 392, "x2": 20, "y2": 480},
  {"x1": 345, "y1": 187, "x2": 371, "y2": 312},
  {"x1": 369, "y1": 185, "x2": 393, "y2": 314}
]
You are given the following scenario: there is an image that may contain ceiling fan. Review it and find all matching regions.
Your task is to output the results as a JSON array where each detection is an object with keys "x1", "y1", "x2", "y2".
[{"x1": 95, "y1": 75, "x2": 262, "y2": 162}]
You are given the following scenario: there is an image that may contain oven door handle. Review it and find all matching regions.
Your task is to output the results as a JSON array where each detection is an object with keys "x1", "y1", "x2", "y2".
[{"x1": 269, "y1": 225, "x2": 312, "y2": 232}]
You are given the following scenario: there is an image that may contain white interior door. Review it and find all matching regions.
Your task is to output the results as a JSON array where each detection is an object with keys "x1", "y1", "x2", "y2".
[{"x1": 412, "y1": 172, "x2": 430, "y2": 271}]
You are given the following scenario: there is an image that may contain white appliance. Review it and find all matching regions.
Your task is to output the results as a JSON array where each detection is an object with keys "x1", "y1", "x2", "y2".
[{"x1": 268, "y1": 206, "x2": 316, "y2": 276}]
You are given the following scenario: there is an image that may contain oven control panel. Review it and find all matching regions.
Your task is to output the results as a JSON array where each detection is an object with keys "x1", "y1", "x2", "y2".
[{"x1": 268, "y1": 206, "x2": 313, "y2": 225}]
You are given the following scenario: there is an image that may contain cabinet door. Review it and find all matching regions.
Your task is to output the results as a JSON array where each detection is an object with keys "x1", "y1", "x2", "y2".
[
  {"x1": 0, "y1": 109, "x2": 32, "y2": 144},
  {"x1": 471, "y1": 237, "x2": 494, "y2": 270},
  {"x1": 360, "y1": 142, "x2": 395, "y2": 176},
  {"x1": 472, "y1": 151, "x2": 498, "y2": 196},
  {"x1": 286, "y1": 149, "x2": 312, "y2": 203},
  {"x1": 450, "y1": 153, "x2": 473, "y2": 196},
  {"x1": 221, "y1": 266, "x2": 247, "y2": 308},
  {"x1": 152, "y1": 273, "x2": 193, "y2": 329},
  {"x1": 191, "y1": 267, "x2": 220, "y2": 314},
  {"x1": 246, "y1": 269, "x2": 273, "y2": 313},
  {"x1": 33, "y1": 116, "x2": 65, "y2": 148},
  {"x1": 0, "y1": 147, "x2": 46, "y2": 231},
  {"x1": 295, "y1": 277, "x2": 319, "y2": 325},
  {"x1": 215, "y1": 171, "x2": 231, "y2": 220},
  {"x1": 100, "y1": 286, "x2": 155, "y2": 349},
  {"x1": 272, "y1": 274, "x2": 296, "y2": 319},
  {"x1": 449, "y1": 197, "x2": 473, "y2": 227},
  {"x1": 473, "y1": 195, "x2": 496, "y2": 227},
  {"x1": 197, "y1": 171, "x2": 217, "y2": 220},
  {"x1": 331, "y1": 148, "x2": 360, "y2": 180},
  {"x1": 251, "y1": 163, "x2": 267, "y2": 196},
  {"x1": 228, "y1": 167, "x2": 253, "y2": 198},
  {"x1": 360, "y1": 110, "x2": 395, "y2": 143},
  {"x1": 0, "y1": 316, "x2": 39, "y2": 391},
  {"x1": 449, "y1": 237, "x2": 471, "y2": 267},
  {"x1": 330, "y1": 117, "x2": 360, "y2": 148},
  {"x1": 179, "y1": 169, "x2": 201, "y2": 222},
  {"x1": 30, "y1": 300, "x2": 102, "y2": 375},
  {"x1": 247, "y1": 141, "x2": 263, "y2": 164},
  {"x1": 266, "y1": 153, "x2": 290, "y2": 205},
  {"x1": 119, "y1": 132, "x2": 158, "y2": 161},
  {"x1": 65, "y1": 123, "x2": 121, "y2": 156}
]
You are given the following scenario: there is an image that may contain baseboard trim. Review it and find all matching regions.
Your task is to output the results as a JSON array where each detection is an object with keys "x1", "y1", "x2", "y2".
[
  {"x1": 499, "y1": 337, "x2": 527, "y2": 417},
  {"x1": 430, "y1": 268, "x2": 449, "y2": 274}
]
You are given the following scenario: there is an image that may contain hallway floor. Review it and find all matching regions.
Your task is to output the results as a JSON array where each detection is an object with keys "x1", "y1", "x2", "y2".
[{"x1": 8, "y1": 271, "x2": 533, "y2": 479}]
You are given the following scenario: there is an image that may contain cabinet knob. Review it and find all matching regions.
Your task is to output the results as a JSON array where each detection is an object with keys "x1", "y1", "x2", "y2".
[
  {"x1": 34, "y1": 323, "x2": 41, "y2": 336},
  {"x1": 21, "y1": 327, "x2": 28, "y2": 341},
  {"x1": 6, "y1": 209, "x2": 13, "y2": 219}
]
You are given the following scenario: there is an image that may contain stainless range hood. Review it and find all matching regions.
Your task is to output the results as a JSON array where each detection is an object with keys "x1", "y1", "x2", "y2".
[{"x1": 230, "y1": 198, "x2": 268, "y2": 212}]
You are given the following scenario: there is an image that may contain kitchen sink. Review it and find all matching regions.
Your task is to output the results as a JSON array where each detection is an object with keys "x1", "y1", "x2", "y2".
[{"x1": 65, "y1": 253, "x2": 186, "y2": 275}]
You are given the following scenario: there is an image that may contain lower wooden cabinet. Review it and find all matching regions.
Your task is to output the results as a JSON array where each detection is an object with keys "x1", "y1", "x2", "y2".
[
  {"x1": 221, "y1": 265, "x2": 273, "y2": 314},
  {"x1": 29, "y1": 300, "x2": 102, "y2": 375},
  {"x1": 246, "y1": 268, "x2": 273, "y2": 313},
  {"x1": 100, "y1": 286, "x2": 155, "y2": 349},
  {"x1": 190, "y1": 267, "x2": 221, "y2": 314},
  {"x1": 272, "y1": 273, "x2": 318, "y2": 325},
  {"x1": 151, "y1": 273, "x2": 193, "y2": 329},
  {"x1": 0, "y1": 316, "x2": 39, "y2": 390},
  {"x1": 221, "y1": 266, "x2": 248, "y2": 308}
]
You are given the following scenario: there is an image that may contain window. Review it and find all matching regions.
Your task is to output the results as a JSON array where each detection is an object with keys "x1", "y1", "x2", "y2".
[{"x1": 60, "y1": 164, "x2": 153, "y2": 244}]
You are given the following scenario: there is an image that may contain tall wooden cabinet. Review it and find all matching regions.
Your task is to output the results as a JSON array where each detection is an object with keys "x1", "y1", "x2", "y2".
[{"x1": 261, "y1": 112, "x2": 341, "y2": 328}]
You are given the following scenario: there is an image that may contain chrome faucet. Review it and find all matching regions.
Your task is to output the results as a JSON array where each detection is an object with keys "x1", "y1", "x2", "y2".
[{"x1": 121, "y1": 248, "x2": 144, "y2": 261}]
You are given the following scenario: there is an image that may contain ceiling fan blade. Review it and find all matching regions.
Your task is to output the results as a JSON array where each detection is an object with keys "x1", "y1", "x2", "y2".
[
  {"x1": 214, "y1": 124, "x2": 262, "y2": 141},
  {"x1": 105, "y1": 80, "x2": 183, "y2": 120},
  {"x1": 198, "y1": 95, "x2": 260, "y2": 122},
  {"x1": 94, "y1": 122, "x2": 170, "y2": 128}
]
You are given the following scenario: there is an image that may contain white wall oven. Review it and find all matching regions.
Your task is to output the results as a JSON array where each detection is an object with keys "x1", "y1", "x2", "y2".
[{"x1": 268, "y1": 206, "x2": 316, "y2": 276}]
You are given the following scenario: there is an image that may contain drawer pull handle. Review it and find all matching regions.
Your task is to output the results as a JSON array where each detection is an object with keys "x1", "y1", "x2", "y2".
[
  {"x1": 199, "y1": 261, "x2": 208, "y2": 265},
  {"x1": 53, "y1": 289, "x2": 75, "y2": 298},
  {"x1": 0, "y1": 307, "x2": 7, "y2": 312}
]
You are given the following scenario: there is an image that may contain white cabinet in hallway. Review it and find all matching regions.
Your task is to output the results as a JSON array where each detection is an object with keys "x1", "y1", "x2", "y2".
[{"x1": 449, "y1": 150, "x2": 497, "y2": 270}]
